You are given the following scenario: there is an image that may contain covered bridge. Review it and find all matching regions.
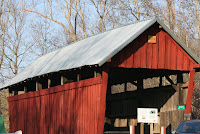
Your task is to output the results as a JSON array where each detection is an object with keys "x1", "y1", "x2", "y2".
[{"x1": 2, "y1": 17, "x2": 200, "y2": 134}]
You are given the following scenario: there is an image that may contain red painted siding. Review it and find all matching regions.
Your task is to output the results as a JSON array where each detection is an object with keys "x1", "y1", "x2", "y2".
[
  {"x1": 8, "y1": 77, "x2": 102, "y2": 134},
  {"x1": 111, "y1": 24, "x2": 197, "y2": 71}
]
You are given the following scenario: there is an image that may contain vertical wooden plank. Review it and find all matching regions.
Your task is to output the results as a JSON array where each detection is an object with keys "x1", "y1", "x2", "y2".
[
  {"x1": 23, "y1": 97, "x2": 28, "y2": 134},
  {"x1": 19, "y1": 100, "x2": 24, "y2": 133},
  {"x1": 140, "y1": 33, "x2": 147, "y2": 68},
  {"x1": 14, "y1": 101, "x2": 18, "y2": 132},
  {"x1": 177, "y1": 49, "x2": 184, "y2": 70},
  {"x1": 111, "y1": 50, "x2": 120, "y2": 67},
  {"x1": 168, "y1": 39, "x2": 172, "y2": 70},
  {"x1": 84, "y1": 86, "x2": 88, "y2": 134},
  {"x1": 36, "y1": 96, "x2": 40, "y2": 134},
  {"x1": 24, "y1": 86, "x2": 27, "y2": 93},
  {"x1": 124, "y1": 44, "x2": 134, "y2": 68},
  {"x1": 36, "y1": 82, "x2": 42, "y2": 91},
  {"x1": 64, "y1": 90, "x2": 70, "y2": 134},
  {"x1": 8, "y1": 101, "x2": 12, "y2": 132},
  {"x1": 140, "y1": 123, "x2": 144, "y2": 134},
  {"x1": 147, "y1": 43, "x2": 153, "y2": 69},
  {"x1": 185, "y1": 69, "x2": 195, "y2": 114},
  {"x1": 152, "y1": 38, "x2": 159, "y2": 69},
  {"x1": 79, "y1": 86, "x2": 83, "y2": 134},
  {"x1": 48, "y1": 79, "x2": 51, "y2": 88},
  {"x1": 60, "y1": 91, "x2": 64, "y2": 134},
  {"x1": 14, "y1": 90, "x2": 18, "y2": 95},
  {"x1": 150, "y1": 123, "x2": 154, "y2": 134},
  {"x1": 189, "y1": 61, "x2": 194, "y2": 70},
  {"x1": 140, "y1": 43, "x2": 147, "y2": 68},
  {"x1": 32, "y1": 98, "x2": 37, "y2": 134},
  {"x1": 158, "y1": 31, "x2": 166, "y2": 68},
  {"x1": 49, "y1": 93, "x2": 54, "y2": 134},
  {"x1": 71, "y1": 88, "x2": 76, "y2": 134},
  {"x1": 40, "y1": 95, "x2": 49, "y2": 134},
  {"x1": 75, "y1": 87, "x2": 79, "y2": 134},
  {"x1": 62, "y1": 91, "x2": 70, "y2": 133},
  {"x1": 26, "y1": 98, "x2": 30, "y2": 134},
  {"x1": 97, "y1": 63, "x2": 109, "y2": 134},
  {"x1": 183, "y1": 55, "x2": 189, "y2": 71},
  {"x1": 171, "y1": 43, "x2": 177, "y2": 70},
  {"x1": 57, "y1": 91, "x2": 63, "y2": 134},
  {"x1": 87, "y1": 86, "x2": 91, "y2": 134},
  {"x1": 133, "y1": 39, "x2": 141, "y2": 68},
  {"x1": 10, "y1": 101, "x2": 16, "y2": 132},
  {"x1": 165, "y1": 36, "x2": 170, "y2": 69},
  {"x1": 119, "y1": 47, "x2": 126, "y2": 67}
]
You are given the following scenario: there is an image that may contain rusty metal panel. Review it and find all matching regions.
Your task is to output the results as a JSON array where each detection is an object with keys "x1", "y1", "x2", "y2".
[{"x1": 8, "y1": 77, "x2": 102, "y2": 134}]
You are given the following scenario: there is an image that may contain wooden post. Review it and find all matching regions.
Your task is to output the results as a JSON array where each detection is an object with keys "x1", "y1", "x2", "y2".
[
  {"x1": 140, "y1": 123, "x2": 144, "y2": 134},
  {"x1": 77, "y1": 73, "x2": 80, "y2": 81},
  {"x1": 130, "y1": 125, "x2": 135, "y2": 134},
  {"x1": 8, "y1": 88, "x2": 12, "y2": 96},
  {"x1": 161, "y1": 126, "x2": 166, "y2": 134},
  {"x1": 48, "y1": 79, "x2": 51, "y2": 88},
  {"x1": 177, "y1": 72, "x2": 183, "y2": 83},
  {"x1": 14, "y1": 90, "x2": 18, "y2": 95},
  {"x1": 97, "y1": 63, "x2": 110, "y2": 134},
  {"x1": 137, "y1": 78, "x2": 143, "y2": 107},
  {"x1": 36, "y1": 82, "x2": 42, "y2": 91},
  {"x1": 61, "y1": 76, "x2": 68, "y2": 85},
  {"x1": 159, "y1": 76, "x2": 162, "y2": 87},
  {"x1": 94, "y1": 71, "x2": 97, "y2": 77},
  {"x1": 185, "y1": 69, "x2": 195, "y2": 115},
  {"x1": 150, "y1": 123, "x2": 153, "y2": 134},
  {"x1": 24, "y1": 86, "x2": 28, "y2": 93}
]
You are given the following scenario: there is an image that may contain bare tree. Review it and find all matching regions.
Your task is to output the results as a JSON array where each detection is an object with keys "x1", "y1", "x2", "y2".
[
  {"x1": 2, "y1": 1, "x2": 29, "y2": 76},
  {"x1": 22, "y1": 0, "x2": 89, "y2": 43},
  {"x1": 30, "y1": 19, "x2": 68, "y2": 56}
]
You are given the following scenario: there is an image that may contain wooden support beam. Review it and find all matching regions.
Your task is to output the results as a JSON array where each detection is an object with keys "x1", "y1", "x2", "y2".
[
  {"x1": 24, "y1": 86, "x2": 28, "y2": 93},
  {"x1": 8, "y1": 88, "x2": 12, "y2": 96},
  {"x1": 97, "y1": 63, "x2": 110, "y2": 134},
  {"x1": 137, "y1": 79, "x2": 143, "y2": 89},
  {"x1": 165, "y1": 75, "x2": 174, "y2": 85},
  {"x1": 172, "y1": 84, "x2": 179, "y2": 91},
  {"x1": 150, "y1": 123, "x2": 153, "y2": 134},
  {"x1": 14, "y1": 90, "x2": 18, "y2": 95},
  {"x1": 185, "y1": 69, "x2": 195, "y2": 115},
  {"x1": 177, "y1": 72, "x2": 183, "y2": 83},
  {"x1": 94, "y1": 71, "x2": 97, "y2": 77},
  {"x1": 77, "y1": 73, "x2": 80, "y2": 81},
  {"x1": 48, "y1": 79, "x2": 51, "y2": 88},
  {"x1": 61, "y1": 76, "x2": 68, "y2": 85},
  {"x1": 159, "y1": 76, "x2": 163, "y2": 87},
  {"x1": 137, "y1": 78, "x2": 143, "y2": 107},
  {"x1": 180, "y1": 82, "x2": 188, "y2": 88},
  {"x1": 140, "y1": 123, "x2": 144, "y2": 134},
  {"x1": 36, "y1": 82, "x2": 42, "y2": 91}
]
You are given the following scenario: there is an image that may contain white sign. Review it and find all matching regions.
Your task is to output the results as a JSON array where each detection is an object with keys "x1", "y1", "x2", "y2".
[{"x1": 137, "y1": 108, "x2": 158, "y2": 123}]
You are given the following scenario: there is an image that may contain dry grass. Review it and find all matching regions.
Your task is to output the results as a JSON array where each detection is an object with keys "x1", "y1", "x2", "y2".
[{"x1": 0, "y1": 90, "x2": 9, "y2": 133}]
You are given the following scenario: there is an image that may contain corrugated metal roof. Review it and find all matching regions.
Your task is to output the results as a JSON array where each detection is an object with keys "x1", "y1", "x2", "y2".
[{"x1": 1, "y1": 17, "x2": 200, "y2": 89}]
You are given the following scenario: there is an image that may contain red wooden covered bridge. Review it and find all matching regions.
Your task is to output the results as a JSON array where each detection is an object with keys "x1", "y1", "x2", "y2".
[{"x1": 1, "y1": 17, "x2": 200, "y2": 134}]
